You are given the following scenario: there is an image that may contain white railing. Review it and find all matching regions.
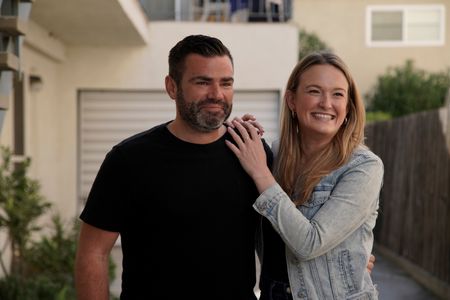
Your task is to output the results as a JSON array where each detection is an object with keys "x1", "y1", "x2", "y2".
[
  {"x1": 140, "y1": 0, "x2": 292, "y2": 23},
  {"x1": 190, "y1": 0, "x2": 291, "y2": 22}
]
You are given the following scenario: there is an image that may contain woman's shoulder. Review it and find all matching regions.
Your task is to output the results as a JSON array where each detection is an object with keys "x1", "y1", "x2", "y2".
[
  {"x1": 325, "y1": 146, "x2": 383, "y2": 184},
  {"x1": 350, "y1": 145, "x2": 384, "y2": 168}
]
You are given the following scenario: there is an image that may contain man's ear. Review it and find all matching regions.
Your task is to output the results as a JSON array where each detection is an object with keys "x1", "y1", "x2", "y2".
[{"x1": 165, "y1": 75, "x2": 177, "y2": 100}]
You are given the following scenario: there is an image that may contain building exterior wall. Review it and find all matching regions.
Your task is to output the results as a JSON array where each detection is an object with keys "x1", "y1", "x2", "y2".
[
  {"x1": 0, "y1": 98, "x2": 12, "y2": 147},
  {"x1": 1, "y1": 21, "x2": 298, "y2": 220},
  {"x1": 293, "y1": 0, "x2": 450, "y2": 99}
]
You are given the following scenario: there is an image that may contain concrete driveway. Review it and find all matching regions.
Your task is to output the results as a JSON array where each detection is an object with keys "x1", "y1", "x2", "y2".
[{"x1": 371, "y1": 250, "x2": 439, "y2": 300}]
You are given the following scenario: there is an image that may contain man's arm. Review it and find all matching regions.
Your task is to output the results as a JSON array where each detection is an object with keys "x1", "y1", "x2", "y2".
[{"x1": 75, "y1": 222, "x2": 119, "y2": 300}]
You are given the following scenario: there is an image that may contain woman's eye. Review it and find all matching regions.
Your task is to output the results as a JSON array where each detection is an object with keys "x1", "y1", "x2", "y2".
[{"x1": 308, "y1": 89, "x2": 320, "y2": 94}]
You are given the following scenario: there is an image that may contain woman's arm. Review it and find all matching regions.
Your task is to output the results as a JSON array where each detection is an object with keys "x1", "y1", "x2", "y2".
[
  {"x1": 226, "y1": 121, "x2": 383, "y2": 261},
  {"x1": 254, "y1": 156, "x2": 383, "y2": 260}
]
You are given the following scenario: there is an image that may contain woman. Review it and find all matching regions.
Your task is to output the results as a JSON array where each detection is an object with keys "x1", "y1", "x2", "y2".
[{"x1": 226, "y1": 52, "x2": 383, "y2": 300}]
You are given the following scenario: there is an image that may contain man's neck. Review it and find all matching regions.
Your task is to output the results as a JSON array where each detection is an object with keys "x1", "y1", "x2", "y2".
[{"x1": 167, "y1": 119, "x2": 226, "y2": 144}]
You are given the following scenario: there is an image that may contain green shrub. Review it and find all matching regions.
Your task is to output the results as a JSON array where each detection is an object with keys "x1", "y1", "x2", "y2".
[
  {"x1": 0, "y1": 215, "x2": 117, "y2": 300},
  {"x1": 0, "y1": 146, "x2": 51, "y2": 276},
  {"x1": 0, "y1": 146, "x2": 116, "y2": 299},
  {"x1": 298, "y1": 28, "x2": 332, "y2": 60},
  {"x1": 366, "y1": 60, "x2": 450, "y2": 117},
  {"x1": 366, "y1": 111, "x2": 392, "y2": 123},
  {"x1": 0, "y1": 274, "x2": 72, "y2": 300}
]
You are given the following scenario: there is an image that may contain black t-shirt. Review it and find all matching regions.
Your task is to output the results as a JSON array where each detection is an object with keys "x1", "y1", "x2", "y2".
[
  {"x1": 80, "y1": 123, "x2": 273, "y2": 300},
  {"x1": 260, "y1": 218, "x2": 290, "y2": 283}
]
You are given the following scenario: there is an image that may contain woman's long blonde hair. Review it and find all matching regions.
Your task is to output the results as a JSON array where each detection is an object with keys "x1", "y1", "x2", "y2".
[{"x1": 273, "y1": 52, "x2": 366, "y2": 205}]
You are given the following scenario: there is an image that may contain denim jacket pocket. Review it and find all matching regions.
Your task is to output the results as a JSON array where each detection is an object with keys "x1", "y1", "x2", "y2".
[{"x1": 338, "y1": 249, "x2": 358, "y2": 295}]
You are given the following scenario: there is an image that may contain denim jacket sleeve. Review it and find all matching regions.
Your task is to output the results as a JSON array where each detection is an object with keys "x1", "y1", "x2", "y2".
[{"x1": 253, "y1": 151, "x2": 384, "y2": 261}]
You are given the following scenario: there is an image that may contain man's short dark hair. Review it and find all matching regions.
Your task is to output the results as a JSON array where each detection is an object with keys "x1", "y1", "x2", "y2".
[{"x1": 168, "y1": 35, "x2": 233, "y2": 85}]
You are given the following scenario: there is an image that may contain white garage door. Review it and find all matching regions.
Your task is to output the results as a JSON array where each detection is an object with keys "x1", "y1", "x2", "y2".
[{"x1": 78, "y1": 90, "x2": 279, "y2": 205}]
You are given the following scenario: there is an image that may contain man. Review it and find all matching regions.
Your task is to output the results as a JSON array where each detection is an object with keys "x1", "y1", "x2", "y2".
[{"x1": 75, "y1": 35, "x2": 272, "y2": 300}]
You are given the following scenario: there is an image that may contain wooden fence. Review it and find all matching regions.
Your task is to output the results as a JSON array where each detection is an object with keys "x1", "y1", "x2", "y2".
[{"x1": 365, "y1": 104, "x2": 450, "y2": 298}]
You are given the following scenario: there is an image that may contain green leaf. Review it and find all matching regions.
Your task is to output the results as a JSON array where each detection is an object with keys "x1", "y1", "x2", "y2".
[{"x1": 366, "y1": 60, "x2": 450, "y2": 117}]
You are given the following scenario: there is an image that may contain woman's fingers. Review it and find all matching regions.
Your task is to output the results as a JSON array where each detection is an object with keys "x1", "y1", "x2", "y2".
[
  {"x1": 226, "y1": 120, "x2": 262, "y2": 158},
  {"x1": 241, "y1": 114, "x2": 256, "y2": 122},
  {"x1": 240, "y1": 115, "x2": 264, "y2": 136},
  {"x1": 225, "y1": 114, "x2": 264, "y2": 136},
  {"x1": 224, "y1": 116, "x2": 242, "y2": 128},
  {"x1": 249, "y1": 120, "x2": 264, "y2": 136},
  {"x1": 236, "y1": 120, "x2": 262, "y2": 142},
  {"x1": 227, "y1": 124, "x2": 246, "y2": 150},
  {"x1": 245, "y1": 121, "x2": 262, "y2": 140},
  {"x1": 233, "y1": 120, "x2": 251, "y2": 141},
  {"x1": 225, "y1": 139, "x2": 240, "y2": 156}
]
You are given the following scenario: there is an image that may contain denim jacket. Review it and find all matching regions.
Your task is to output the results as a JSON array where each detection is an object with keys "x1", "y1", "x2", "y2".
[{"x1": 254, "y1": 145, "x2": 384, "y2": 300}]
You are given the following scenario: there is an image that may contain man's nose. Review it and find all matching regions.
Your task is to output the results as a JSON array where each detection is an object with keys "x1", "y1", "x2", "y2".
[{"x1": 208, "y1": 83, "x2": 223, "y2": 99}]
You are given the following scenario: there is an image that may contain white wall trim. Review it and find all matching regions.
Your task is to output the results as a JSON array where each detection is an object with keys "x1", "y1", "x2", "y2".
[
  {"x1": 118, "y1": 0, "x2": 150, "y2": 44},
  {"x1": 24, "y1": 20, "x2": 66, "y2": 62}
]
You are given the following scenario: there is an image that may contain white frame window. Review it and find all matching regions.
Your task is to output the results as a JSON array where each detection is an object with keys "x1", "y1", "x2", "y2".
[{"x1": 366, "y1": 5, "x2": 445, "y2": 47}]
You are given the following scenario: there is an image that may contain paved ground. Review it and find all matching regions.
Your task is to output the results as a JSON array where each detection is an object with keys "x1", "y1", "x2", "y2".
[
  {"x1": 109, "y1": 247, "x2": 441, "y2": 299},
  {"x1": 371, "y1": 249, "x2": 439, "y2": 299}
]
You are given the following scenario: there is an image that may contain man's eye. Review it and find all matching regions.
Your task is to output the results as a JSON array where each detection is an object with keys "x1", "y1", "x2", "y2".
[{"x1": 196, "y1": 81, "x2": 208, "y2": 85}]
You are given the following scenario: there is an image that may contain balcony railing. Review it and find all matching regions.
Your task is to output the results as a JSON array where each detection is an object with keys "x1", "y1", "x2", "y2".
[{"x1": 140, "y1": 0, "x2": 292, "y2": 23}]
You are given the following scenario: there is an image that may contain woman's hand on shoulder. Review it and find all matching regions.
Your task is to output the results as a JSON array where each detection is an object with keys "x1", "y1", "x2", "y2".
[
  {"x1": 224, "y1": 114, "x2": 265, "y2": 136},
  {"x1": 225, "y1": 120, "x2": 275, "y2": 193}
]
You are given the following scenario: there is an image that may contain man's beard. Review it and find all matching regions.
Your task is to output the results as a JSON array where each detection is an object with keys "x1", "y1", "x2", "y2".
[{"x1": 176, "y1": 89, "x2": 232, "y2": 132}]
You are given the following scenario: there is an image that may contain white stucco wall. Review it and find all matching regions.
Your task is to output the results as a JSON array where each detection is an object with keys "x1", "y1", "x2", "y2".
[
  {"x1": 6, "y1": 22, "x2": 298, "y2": 221},
  {"x1": 0, "y1": 100, "x2": 12, "y2": 147}
]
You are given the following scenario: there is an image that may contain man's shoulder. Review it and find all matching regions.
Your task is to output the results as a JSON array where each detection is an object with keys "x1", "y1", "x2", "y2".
[
  {"x1": 261, "y1": 138, "x2": 273, "y2": 154},
  {"x1": 116, "y1": 122, "x2": 169, "y2": 149},
  {"x1": 260, "y1": 138, "x2": 274, "y2": 168},
  {"x1": 103, "y1": 122, "x2": 170, "y2": 161}
]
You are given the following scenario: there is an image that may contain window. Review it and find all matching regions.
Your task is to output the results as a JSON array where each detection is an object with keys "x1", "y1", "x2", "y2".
[{"x1": 366, "y1": 5, "x2": 445, "y2": 47}]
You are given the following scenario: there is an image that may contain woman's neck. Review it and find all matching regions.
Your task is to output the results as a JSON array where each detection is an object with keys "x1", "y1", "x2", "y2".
[{"x1": 300, "y1": 136, "x2": 332, "y2": 162}]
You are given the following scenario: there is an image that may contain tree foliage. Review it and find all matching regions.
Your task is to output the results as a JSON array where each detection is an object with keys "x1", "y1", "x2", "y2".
[
  {"x1": 298, "y1": 28, "x2": 332, "y2": 60},
  {"x1": 366, "y1": 60, "x2": 450, "y2": 117}
]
